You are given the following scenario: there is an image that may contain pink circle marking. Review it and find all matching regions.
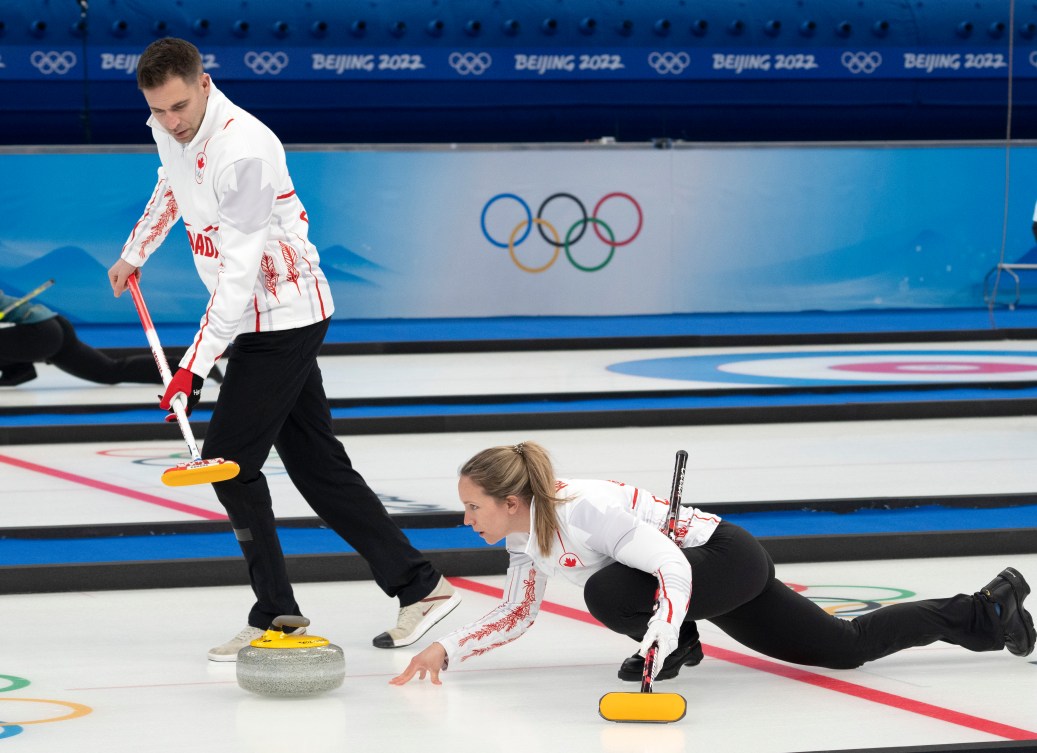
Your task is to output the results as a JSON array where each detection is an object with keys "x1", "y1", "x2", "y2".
[{"x1": 830, "y1": 360, "x2": 1037, "y2": 375}]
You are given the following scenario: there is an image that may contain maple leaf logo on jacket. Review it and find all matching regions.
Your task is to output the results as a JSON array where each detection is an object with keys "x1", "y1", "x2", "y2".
[
  {"x1": 194, "y1": 151, "x2": 207, "y2": 183},
  {"x1": 558, "y1": 552, "x2": 584, "y2": 568}
]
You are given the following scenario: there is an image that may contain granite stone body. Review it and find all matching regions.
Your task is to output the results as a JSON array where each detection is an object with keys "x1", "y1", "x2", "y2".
[{"x1": 236, "y1": 643, "x2": 345, "y2": 697}]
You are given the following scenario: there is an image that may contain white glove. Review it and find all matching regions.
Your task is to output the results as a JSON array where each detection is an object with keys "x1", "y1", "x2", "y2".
[{"x1": 639, "y1": 620, "x2": 679, "y2": 679}]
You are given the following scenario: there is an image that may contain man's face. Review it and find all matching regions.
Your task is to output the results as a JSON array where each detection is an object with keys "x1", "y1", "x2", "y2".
[{"x1": 142, "y1": 73, "x2": 210, "y2": 144}]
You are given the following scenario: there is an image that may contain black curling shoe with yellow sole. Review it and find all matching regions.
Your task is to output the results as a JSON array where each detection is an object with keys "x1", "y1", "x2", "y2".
[
  {"x1": 980, "y1": 567, "x2": 1036, "y2": 657},
  {"x1": 617, "y1": 640, "x2": 704, "y2": 681}
]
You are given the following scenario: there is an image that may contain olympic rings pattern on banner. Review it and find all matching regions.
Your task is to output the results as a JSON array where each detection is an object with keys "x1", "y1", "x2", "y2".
[
  {"x1": 449, "y1": 52, "x2": 492, "y2": 75},
  {"x1": 480, "y1": 192, "x2": 642, "y2": 273},
  {"x1": 30, "y1": 51, "x2": 77, "y2": 75},
  {"x1": 648, "y1": 51, "x2": 691, "y2": 75},
  {"x1": 0, "y1": 675, "x2": 92, "y2": 740},
  {"x1": 244, "y1": 51, "x2": 289, "y2": 75},
  {"x1": 841, "y1": 51, "x2": 882, "y2": 74}
]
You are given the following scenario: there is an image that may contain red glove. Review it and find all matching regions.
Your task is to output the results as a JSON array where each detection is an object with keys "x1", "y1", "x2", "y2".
[{"x1": 159, "y1": 368, "x2": 204, "y2": 418}]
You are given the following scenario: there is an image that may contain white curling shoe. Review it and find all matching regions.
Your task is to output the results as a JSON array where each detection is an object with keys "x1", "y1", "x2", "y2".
[
  {"x1": 208, "y1": 625, "x2": 306, "y2": 662},
  {"x1": 372, "y1": 577, "x2": 461, "y2": 648}
]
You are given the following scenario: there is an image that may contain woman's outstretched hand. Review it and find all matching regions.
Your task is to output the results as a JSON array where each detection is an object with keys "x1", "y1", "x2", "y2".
[{"x1": 389, "y1": 642, "x2": 449, "y2": 686}]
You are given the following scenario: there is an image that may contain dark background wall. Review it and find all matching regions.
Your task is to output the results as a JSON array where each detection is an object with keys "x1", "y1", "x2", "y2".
[{"x1": 0, "y1": 0, "x2": 1034, "y2": 145}]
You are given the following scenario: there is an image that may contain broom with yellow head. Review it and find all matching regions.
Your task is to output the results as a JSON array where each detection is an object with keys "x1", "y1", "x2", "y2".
[
  {"x1": 598, "y1": 450, "x2": 689, "y2": 723},
  {"x1": 127, "y1": 274, "x2": 239, "y2": 486}
]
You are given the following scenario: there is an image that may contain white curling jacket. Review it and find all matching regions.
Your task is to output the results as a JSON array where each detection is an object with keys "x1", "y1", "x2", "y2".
[
  {"x1": 120, "y1": 80, "x2": 333, "y2": 377},
  {"x1": 437, "y1": 478, "x2": 722, "y2": 668}
]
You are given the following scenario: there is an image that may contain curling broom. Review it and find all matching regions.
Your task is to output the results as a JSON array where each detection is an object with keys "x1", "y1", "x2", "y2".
[
  {"x1": 598, "y1": 450, "x2": 689, "y2": 724},
  {"x1": 0, "y1": 279, "x2": 55, "y2": 321},
  {"x1": 126, "y1": 274, "x2": 239, "y2": 487}
]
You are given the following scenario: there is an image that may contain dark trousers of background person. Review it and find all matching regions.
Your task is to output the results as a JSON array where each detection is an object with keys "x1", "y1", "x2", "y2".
[
  {"x1": 584, "y1": 520, "x2": 1003, "y2": 669},
  {"x1": 0, "y1": 315, "x2": 161, "y2": 384},
  {"x1": 202, "y1": 317, "x2": 441, "y2": 629}
]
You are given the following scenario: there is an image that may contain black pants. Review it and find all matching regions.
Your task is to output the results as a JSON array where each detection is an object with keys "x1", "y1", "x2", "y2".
[
  {"x1": 584, "y1": 521, "x2": 1002, "y2": 669},
  {"x1": 201, "y1": 318, "x2": 441, "y2": 629},
  {"x1": 0, "y1": 316, "x2": 161, "y2": 384}
]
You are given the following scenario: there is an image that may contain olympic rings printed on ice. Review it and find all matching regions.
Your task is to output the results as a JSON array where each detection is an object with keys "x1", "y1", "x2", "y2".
[
  {"x1": 0, "y1": 676, "x2": 29, "y2": 694},
  {"x1": 648, "y1": 51, "x2": 690, "y2": 75},
  {"x1": 480, "y1": 192, "x2": 643, "y2": 273},
  {"x1": 840, "y1": 51, "x2": 882, "y2": 74},
  {"x1": 244, "y1": 51, "x2": 289, "y2": 75},
  {"x1": 0, "y1": 698, "x2": 93, "y2": 726},
  {"x1": 789, "y1": 584, "x2": 915, "y2": 618},
  {"x1": 30, "y1": 51, "x2": 77, "y2": 75},
  {"x1": 0, "y1": 675, "x2": 92, "y2": 740},
  {"x1": 449, "y1": 52, "x2": 492, "y2": 75},
  {"x1": 1029, "y1": 51, "x2": 1037, "y2": 69}
]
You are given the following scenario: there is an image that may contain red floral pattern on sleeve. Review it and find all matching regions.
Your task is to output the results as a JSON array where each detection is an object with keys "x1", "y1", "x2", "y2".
[
  {"x1": 137, "y1": 190, "x2": 179, "y2": 260},
  {"x1": 260, "y1": 253, "x2": 280, "y2": 301},
  {"x1": 279, "y1": 241, "x2": 301, "y2": 292},
  {"x1": 457, "y1": 568, "x2": 539, "y2": 652}
]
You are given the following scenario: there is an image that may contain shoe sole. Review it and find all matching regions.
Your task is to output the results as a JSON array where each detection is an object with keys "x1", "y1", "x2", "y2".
[
  {"x1": 1017, "y1": 606, "x2": 1037, "y2": 657},
  {"x1": 997, "y1": 568, "x2": 1036, "y2": 657},
  {"x1": 377, "y1": 592, "x2": 462, "y2": 649},
  {"x1": 207, "y1": 652, "x2": 240, "y2": 662},
  {"x1": 1003, "y1": 567, "x2": 1031, "y2": 600}
]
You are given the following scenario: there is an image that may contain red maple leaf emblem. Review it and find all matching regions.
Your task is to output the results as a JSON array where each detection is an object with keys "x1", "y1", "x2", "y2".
[
  {"x1": 562, "y1": 556, "x2": 577, "y2": 567},
  {"x1": 196, "y1": 155, "x2": 205, "y2": 169}
]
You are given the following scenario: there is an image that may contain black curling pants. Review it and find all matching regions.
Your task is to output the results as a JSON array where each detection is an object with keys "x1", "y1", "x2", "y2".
[
  {"x1": 201, "y1": 318, "x2": 441, "y2": 629},
  {"x1": 584, "y1": 521, "x2": 1003, "y2": 669},
  {"x1": 0, "y1": 316, "x2": 161, "y2": 384}
]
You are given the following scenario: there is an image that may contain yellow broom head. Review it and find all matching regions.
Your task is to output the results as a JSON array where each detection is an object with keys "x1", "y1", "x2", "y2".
[
  {"x1": 161, "y1": 458, "x2": 240, "y2": 486},
  {"x1": 598, "y1": 691, "x2": 687, "y2": 723}
]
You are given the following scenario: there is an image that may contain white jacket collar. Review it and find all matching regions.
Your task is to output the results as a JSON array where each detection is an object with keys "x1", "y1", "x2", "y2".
[{"x1": 146, "y1": 79, "x2": 228, "y2": 149}]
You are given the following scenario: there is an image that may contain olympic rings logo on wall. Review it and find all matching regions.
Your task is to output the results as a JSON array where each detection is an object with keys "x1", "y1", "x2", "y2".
[
  {"x1": 840, "y1": 51, "x2": 882, "y2": 74},
  {"x1": 449, "y1": 52, "x2": 492, "y2": 75},
  {"x1": 480, "y1": 192, "x2": 643, "y2": 273},
  {"x1": 648, "y1": 51, "x2": 691, "y2": 75},
  {"x1": 0, "y1": 675, "x2": 92, "y2": 740},
  {"x1": 30, "y1": 51, "x2": 77, "y2": 75},
  {"x1": 244, "y1": 51, "x2": 289, "y2": 75}
]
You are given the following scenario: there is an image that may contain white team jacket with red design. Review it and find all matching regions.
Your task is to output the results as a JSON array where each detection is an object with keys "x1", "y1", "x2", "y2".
[
  {"x1": 120, "y1": 80, "x2": 333, "y2": 377},
  {"x1": 437, "y1": 478, "x2": 722, "y2": 667}
]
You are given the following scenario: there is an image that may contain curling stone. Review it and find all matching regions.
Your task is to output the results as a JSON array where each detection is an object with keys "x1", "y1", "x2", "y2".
[{"x1": 236, "y1": 615, "x2": 345, "y2": 697}]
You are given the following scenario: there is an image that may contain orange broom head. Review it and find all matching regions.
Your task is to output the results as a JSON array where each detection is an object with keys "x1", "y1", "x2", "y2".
[
  {"x1": 161, "y1": 458, "x2": 240, "y2": 487},
  {"x1": 598, "y1": 691, "x2": 687, "y2": 724}
]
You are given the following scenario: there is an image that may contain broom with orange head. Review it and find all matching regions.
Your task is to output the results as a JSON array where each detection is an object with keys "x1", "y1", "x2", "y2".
[
  {"x1": 126, "y1": 274, "x2": 239, "y2": 487},
  {"x1": 598, "y1": 450, "x2": 689, "y2": 723}
]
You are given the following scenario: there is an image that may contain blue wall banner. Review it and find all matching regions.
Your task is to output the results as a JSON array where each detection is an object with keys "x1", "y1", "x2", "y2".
[
  {"x1": 0, "y1": 45, "x2": 1028, "y2": 82},
  {"x1": 0, "y1": 143, "x2": 1033, "y2": 324}
]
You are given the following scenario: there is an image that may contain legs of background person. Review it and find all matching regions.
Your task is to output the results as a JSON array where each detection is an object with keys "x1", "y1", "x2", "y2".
[
  {"x1": 47, "y1": 316, "x2": 162, "y2": 385},
  {"x1": 0, "y1": 318, "x2": 63, "y2": 385}
]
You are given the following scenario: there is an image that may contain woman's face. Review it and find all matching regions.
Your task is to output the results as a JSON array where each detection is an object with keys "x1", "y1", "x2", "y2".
[{"x1": 459, "y1": 475, "x2": 522, "y2": 545}]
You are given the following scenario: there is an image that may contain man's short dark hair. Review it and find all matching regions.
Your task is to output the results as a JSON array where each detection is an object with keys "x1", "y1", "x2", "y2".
[{"x1": 137, "y1": 37, "x2": 203, "y2": 90}]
